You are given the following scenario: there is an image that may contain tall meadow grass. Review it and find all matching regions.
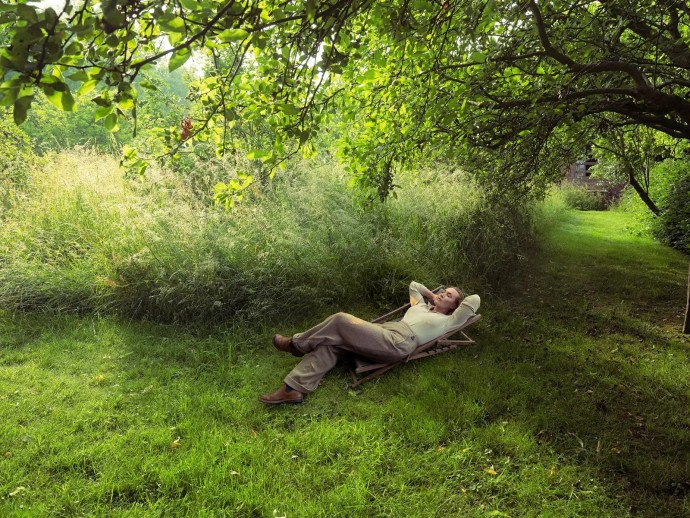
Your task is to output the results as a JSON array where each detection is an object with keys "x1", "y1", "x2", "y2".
[{"x1": 0, "y1": 150, "x2": 541, "y2": 323}]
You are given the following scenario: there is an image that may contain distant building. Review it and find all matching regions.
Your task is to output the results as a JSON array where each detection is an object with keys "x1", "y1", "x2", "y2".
[
  {"x1": 563, "y1": 156, "x2": 625, "y2": 204},
  {"x1": 563, "y1": 157, "x2": 609, "y2": 190}
]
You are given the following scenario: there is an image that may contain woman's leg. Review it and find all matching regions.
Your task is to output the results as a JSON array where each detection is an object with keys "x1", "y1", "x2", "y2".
[
  {"x1": 285, "y1": 313, "x2": 416, "y2": 393},
  {"x1": 293, "y1": 312, "x2": 410, "y2": 359},
  {"x1": 284, "y1": 346, "x2": 342, "y2": 394}
]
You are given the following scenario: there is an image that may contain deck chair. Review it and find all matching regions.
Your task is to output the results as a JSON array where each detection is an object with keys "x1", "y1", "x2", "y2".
[{"x1": 349, "y1": 287, "x2": 482, "y2": 388}]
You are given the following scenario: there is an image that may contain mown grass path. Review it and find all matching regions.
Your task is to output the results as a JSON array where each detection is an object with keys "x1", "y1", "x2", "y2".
[{"x1": 1, "y1": 210, "x2": 688, "y2": 517}]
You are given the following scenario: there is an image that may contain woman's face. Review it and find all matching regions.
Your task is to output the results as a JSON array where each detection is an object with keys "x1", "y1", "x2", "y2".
[{"x1": 436, "y1": 288, "x2": 461, "y2": 314}]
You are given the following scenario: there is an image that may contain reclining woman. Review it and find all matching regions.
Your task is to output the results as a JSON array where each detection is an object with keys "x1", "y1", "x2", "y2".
[{"x1": 260, "y1": 281, "x2": 481, "y2": 404}]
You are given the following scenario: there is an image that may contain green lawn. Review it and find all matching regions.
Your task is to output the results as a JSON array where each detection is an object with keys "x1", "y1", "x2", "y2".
[{"x1": 1, "y1": 210, "x2": 689, "y2": 517}]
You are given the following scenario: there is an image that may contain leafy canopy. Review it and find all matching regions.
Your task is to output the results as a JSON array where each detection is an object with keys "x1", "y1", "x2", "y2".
[{"x1": 1, "y1": 0, "x2": 690, "y2": 198}]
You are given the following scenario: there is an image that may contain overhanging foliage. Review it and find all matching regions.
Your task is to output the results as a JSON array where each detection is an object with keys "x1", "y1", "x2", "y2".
[{"x1": 1, "y1": 0, "x2": 689, "y2": 198}]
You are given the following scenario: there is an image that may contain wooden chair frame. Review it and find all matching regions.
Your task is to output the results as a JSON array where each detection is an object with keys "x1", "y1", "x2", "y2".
[{"x1": 349, "y1": 287, "x2": 482, "y2": 388}]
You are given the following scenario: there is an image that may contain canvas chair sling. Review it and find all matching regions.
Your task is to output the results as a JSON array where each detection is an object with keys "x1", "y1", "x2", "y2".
[{"x1": 349, "y1": 287, "x2": 481, "y2": 388}]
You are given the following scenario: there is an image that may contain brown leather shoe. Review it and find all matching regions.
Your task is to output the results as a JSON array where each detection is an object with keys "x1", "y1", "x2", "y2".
[
  {"x1": 259, "y1": 384, "x2": 304, "y2": 405},
  {"x1": 272, "y1": 334, "x2": 304, "y2": 357}
]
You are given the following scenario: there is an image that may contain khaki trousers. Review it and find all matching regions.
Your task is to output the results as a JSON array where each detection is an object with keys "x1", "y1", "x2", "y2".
[{"x1": 284, "y1": 312, "x2": 418, "y2": 393}]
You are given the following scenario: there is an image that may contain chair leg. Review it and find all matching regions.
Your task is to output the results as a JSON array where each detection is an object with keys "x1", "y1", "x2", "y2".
[
  {"x1": 351, "y1": 363, "x2": 399, "y2": 388},
  {"x1": 351, "y1": 313, "x2": 481, "y2": 388}
]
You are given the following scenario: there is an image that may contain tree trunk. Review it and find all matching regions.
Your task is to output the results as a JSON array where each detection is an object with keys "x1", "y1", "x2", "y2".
[
  {"x1": 684, "y1": 263, "x2": 690, "y2": 334},
  {"x1": 628, "y1": 173, "x2": 660, "y2": 216}
]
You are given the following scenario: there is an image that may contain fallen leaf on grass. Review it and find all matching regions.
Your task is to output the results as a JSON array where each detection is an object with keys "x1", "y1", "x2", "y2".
[
  {"x1": 436, "y1": 446, "x2": 446, "y2": 452},
  {"x1": 484, "y1": 468, "x2": 498, "y2": 476},
  {"x1": 9, "y1": 486, "x2": 26, "y2": 497},
  {"x1": 4, "y1": 451, "x2": 11, "y2": 458},
  {"x1": 550, "y1": 467, "x2": 558, "y2": 476},
  {"x1": 171, "y1": 437, "x2": 182, "y2": 449}
]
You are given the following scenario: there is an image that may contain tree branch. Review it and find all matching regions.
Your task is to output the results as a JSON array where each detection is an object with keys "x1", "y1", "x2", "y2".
[{"x1": 527, "y1": 0, "x2": 652, "y2": 88}]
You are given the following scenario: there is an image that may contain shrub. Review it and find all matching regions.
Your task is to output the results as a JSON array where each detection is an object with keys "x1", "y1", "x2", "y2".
[
  {"x1": 559, "y1": 184, "x2": 608, "y2": 211},
  {"x1": 616, "y1": 158, "x2": 690, "y2": 249},
  {"x1": 657, "y1": 172, "x2": 690, "y2": 254},
  {"x1": 0, "y1": 115, "x2": 39, "y2": 211}
]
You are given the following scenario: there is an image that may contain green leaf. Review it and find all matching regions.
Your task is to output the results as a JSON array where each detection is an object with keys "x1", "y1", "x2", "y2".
[
  {"x1": 94, "y1": 105, "x2": 113, "y2": 121},
  {"x1": 159, "y1": 15, "x2": 186, "y2": 44},
  {"x1": 138, "y1": 80, "x2": 158, "y2": 90},
  {"x1": 64, "y1": 41, "x2": 83, "y2": 57},
  {"x1": 104, "y1": 33, "x2": 120, "y2": 48},
  {"x1": 42, "y1": 81, "x2": 76, "y2": 111},
  {"x1": 470, "y1": 51, "x2": 486, "y2": 63},
  {"x1": 246, "y1": 149, "x2": 271, "y2": 161},
  {"x1": 102, "y1": 0, "x2": 125, "y2": 29},
  {"x1": 362, "y1": 69, "x2": 381, "y2": 83},
  {"x1": 91, "y1": 95, "x2": 111, "y2": 107},
  {"x1": 279, "y1": 103, "x2": 299, "y2": 116},
  {"x1": 299, "y1": 129, "x2": 310, "y2": 144},
  {"x1": 78, "y1": 79, "x2": 98, "y2": 96},
  {"x1": 103, "y1": 112, "x2": 119, "y2": 131},
  {"x1": 16, "y1": 4, "x2": 38, "y2": 23},
  {"x1": 0, "y1": 2, "x2": 17, "y2": 13},
  {"x1": 13, "y1": 95, "x2": 32, "y2": 125},
  {"x1": 43, "y1": 7, "x2": 58, "y2": 26},
  {"x1": 168, "y1": 47, "x2": 191, "y2": 72},
  {"x1": 159, "y1": 16, "x2": 185, "y2": 32},
  {"x1": 306, "y1": 0, "x2": 316, "y2": 22},
  {"x1": 117, "y1": 96, "x2": 134, "y2": 110},
  {"x1": 67, "y1": 70, "x2": 89, "y2": 82},
  {"x1": 0, "y1": 87, "x2": 18, "y2": 107},
  {"x1": 217, "y1": 28, "x2": 249, "y2": 42},
  {"x1": 178, "y1": 0, "x2": 199, "y2": 9}
]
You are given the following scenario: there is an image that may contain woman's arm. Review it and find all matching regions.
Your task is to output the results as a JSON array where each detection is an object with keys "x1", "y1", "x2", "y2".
[
  {"x1": 447, "y1": 294, "x2": 481, "y2": 329},
  {"x1": 409, "y1": 281, "x2": 438, "y2": 306}
]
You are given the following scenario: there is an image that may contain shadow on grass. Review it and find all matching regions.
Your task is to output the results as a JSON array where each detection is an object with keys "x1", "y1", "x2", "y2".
[{"x1": 471, "y1": 211, "x2": 690, "y2": 515}]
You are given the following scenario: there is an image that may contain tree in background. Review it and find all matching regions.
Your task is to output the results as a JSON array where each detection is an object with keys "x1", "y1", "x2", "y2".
[
  {"x1": 589, "y1": 124, "x2": 683, "y2": 216},
  {"x1": 1, "y1": 0, "x2": 688, "y2": 331},
  {"x1": 20, "y1": 92, "x2": 126, "y2": 152},
  {"x1": 1, "y1": 0, "x2": 690, "y2": 202}
]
